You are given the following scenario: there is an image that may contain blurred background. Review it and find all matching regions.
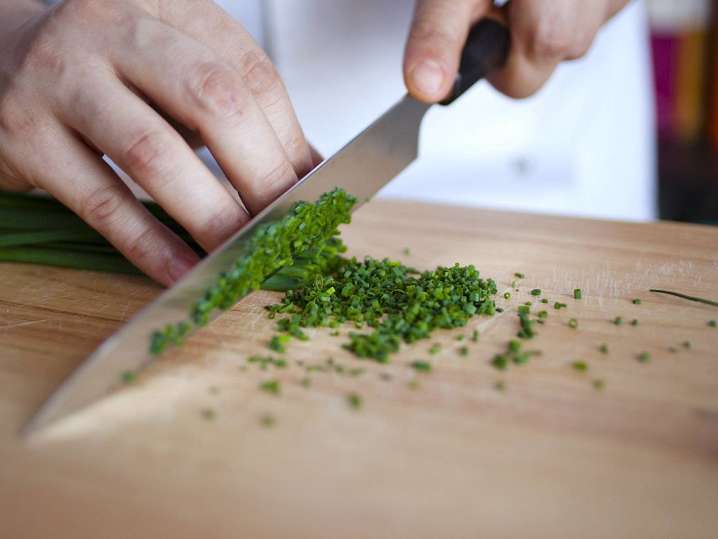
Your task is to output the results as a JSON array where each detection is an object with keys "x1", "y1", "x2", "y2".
[{"x1": 218, "y1": 0, "x2": 718, "y2": 225}]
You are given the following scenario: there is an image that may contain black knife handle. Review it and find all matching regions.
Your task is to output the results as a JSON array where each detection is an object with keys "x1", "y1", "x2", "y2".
[{"x1": 440, "y1": 19, "x2": 511, "y2": 106}]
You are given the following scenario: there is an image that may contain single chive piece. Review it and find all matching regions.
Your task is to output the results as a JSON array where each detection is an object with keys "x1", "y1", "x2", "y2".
[
  {"x1": 259, "y1": 379, "x2": 281, "y2": 396},
  {"x1": 709, "y1": 320, "x2": 717, "y2": 328},
  {"x1": 456, "y1": 334, "x2": 465, "y2": 341},
  {"x1": 509, "y1": 340, "x2": 522, "y2": 353},
  {"x1": 458, "y1": 346, "x2": 469, "y2": 357},
  {"x1": 682, "y1": 341, "x2": 691, "y2": 349},
  {"x1": 572, "y1": 360, "x2": 588, "y2": 372},
  {"x1": 630, "y1": 319, "x2": 639, "y2": 326},
  {"x1": 568, "y1": 318, "x2": 578, "y2": 329},
  {"x1": 269, "y1": 334, "x2": 291, "y2": 353},
  {"x1": 632, "y1": 298, "x2": 642, "y2": 305},
  {"x1": 347, "y1": 392, "x2": 362, "y2": 410},
  {"x1": 574, "y1": 289, "x2": 582, "y2": 300},
  {"x1": 537, "y1": 310, "x2": 548, "y2": 320},
  {"x1": 530, "y1": 289, "x2": 542, "y2": 296},
  {"x1": 407, "y1": 379, "x2": 421, "y2": 390},
  {"x1": 649, "y1": 289, "x2": 718, "y2": 307},
  {"x1": 496, "y1": 307, "x2": 505, "y2": 313},
  {"x1": 491, "y1": 355, "x2": 508, "y2": 371},
  {"x1": 410, "y1": 360, "x2": 432, "y2": 373},
  {"x1": 636, "y1": 352, "x2": 651, "y2": 363},
  {"x1": 518, "y1": 304, "x2": 530, "y2": 315},
  {"x1": 259, "y1": 413, "x2": 276, "y2": 428},
  {"x1": 514, "y1": 272, "x2": 525, "y2": 279},
  {"x1": 402, "y1": 247, "x2": 411, "y2": 256},
  {"x1": 471, "y1": 330, "x2": 480, "y2": 342},
  {"x1": 429, "y1": 343, "x2": 441, "y2": 355},
  {"x1": 494, "y1": 380, "x2": 506, "y2": 392},
  {"x1": 524, "y1": 301, "x2": 532, "y2": 306},
  {"x1": 200, "y1": 408, "x2": 216, "y2": 421},
  {"x1": 300, "y1": 377, "x2": 311, "y2": 388},
  {"x1": 668, "y1": 346, "x2": 678, "y2": 353},
  {"x1": 330, "y1": 329, "x2": 340, "y2": 336},
  {"x1": 541, "y1": 298, "x2": 549, "y2": 304},
  {"x1": 599, "y1": 343, "x2": 609, "y2": 354},
  {"x1": 513, "y1": 352, "x2": 530, "y2": 365},
  {"x1": 504, "y1": 292, "x2": 511, "y2": 300},
  {"x1": 592, "y1": 379, "x2": 605, "y2": 391},
  {"x1": 120, "y1": 370, "x2": 137, "y2": 384},
  {"x1": 554, "y1": 302, "x2": 567, "y2": 310},
  {"x1": 613, "y1": 316, "x2": 623, "y2": 326}
]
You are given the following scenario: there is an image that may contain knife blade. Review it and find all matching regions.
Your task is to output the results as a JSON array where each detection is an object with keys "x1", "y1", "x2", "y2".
[{"x1": 25, "y1": 19, "x2": 509, "y2": 435}]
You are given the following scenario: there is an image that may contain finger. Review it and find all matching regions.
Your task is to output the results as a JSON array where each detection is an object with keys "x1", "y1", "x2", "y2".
[
  {"x1": 157, "y1": 0, "x2": 314, "y2": 178},
  {"x1": 113, "y1": 18, "x2": 299, "y2": 215},
  {"x1": 23, "y1": 123, "x2": 199, "y2": 286},
  {"x1": 404, "y1": 0, "x2": 492, "y2": 103},
  {"x1": 58, "y1": 73, "x2": 250, "y2": 252}
]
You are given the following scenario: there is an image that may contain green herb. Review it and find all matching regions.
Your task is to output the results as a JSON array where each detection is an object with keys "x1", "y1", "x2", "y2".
[
  {"x1": 471, "y1": 330, "x2": 480, "y2": 342},
  {"x1": 599, "y1": 343, "x2": 609, "y2": 354},
  {"x1": 347, "y1": 392, "x2": 362, "y2": 410},
  {"x1": 537, "y1": 310, "x2": 548, "y2": 320},
  {"x1": 592, "y1": 379, "x2": 605, "y2": 391},
  {"x1": 613, "y1": 316, "x2": 623, "y2": 326},
  {"x1": 524, "y1": 301, "x2": 532, "y2": 306},
  {"x1": 259, "y1": 414, "x2": 276, "y2": 427},
  {"x1": 504, "y1": 292, "x2": 511, "y2": 300},
  {"x1": 636, "y1": 352, "x2": 651, "y2": 363},
  {"x1": 300, "y1": 377, "x2": 311, "y2": 388},
  {"x1": 269, "y1": 334, "x2": 291, "y2": 353},
  {"x1": 403, "y1": 247, "x2": 411, "y2": 256},
  {"x1": 649, "y1": 289, "x2": 718, "y2": 307},
  {"x1": 458, "y1": 346, "x2": 469, "y2": 357},
  {"x1": 709, "y1": 320, "x2": 717, "y2": 328},
  {"x1": 554, "y1": 302, "x2": 567, "y2": 310},
  {"x1": 541, "y1": 298, "x2": 549, "y2": 304},
  {"x1": 632, "y1": 298, "x2": 642, "y2": 305},
  {"x1": 630, "y1": 319, "x2": 639, "y2": 326},
  {"x1": 514, "y1": 272, "x2": 525, "y2": 279},
  {"x1": 411, "y1": 360, "x2": 432, "y2": 373},
  {"x1": 568, "y1": 318, "x2": 578, "y2": 329},
  {"x1": 572, "y1": 360, "x2": 588, "y2": 372},
  {"x1": 330, "y1": 329, "x2": 340, "y2": 336},
  {"x1": 120, "y1": 370, "x2": 137, "y2": 384},
  {"x1": 407, "y1": 379, "x2": 421, "y2": 390},
  {"x1": 200, "y1": 408, "x2": 216, "y2": 421},
  {"x1": 491, "y1": 355, "x2": 508, "y2": 371},
  {"x1": 574, "y1": 289, "x2": 582, "y2": 300},
  {"x1": 494, "y1": 380, "x2": 506, "y2": 392},
  {"x1": 429, "y1": 343, "x2": 441, "y2": 355},
  {"x1": 247, "y1": 355, "x2": 287, "y2": 370},
  {"x1": 259, "y1": 379, "x2": 281, "y2": 396},
  {"x1": 517, "y1": 310, "x2": 535, "y2": 339},
  {"x1": 456, "y1": 334, "x2": 465, "y2": 341},
  {"x1": 530, "y1": 289, "x2": 542, "y2": 296}
]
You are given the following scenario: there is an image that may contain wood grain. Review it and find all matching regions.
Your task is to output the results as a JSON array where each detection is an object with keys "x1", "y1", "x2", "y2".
[{"x1": 1, "y1": 200, "x2": 717, "y2": 539}]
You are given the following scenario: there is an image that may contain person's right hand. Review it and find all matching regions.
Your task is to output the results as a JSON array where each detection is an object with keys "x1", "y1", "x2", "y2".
[{"x1": 0, "y1": 0, "x2": 314, "y2": 286}]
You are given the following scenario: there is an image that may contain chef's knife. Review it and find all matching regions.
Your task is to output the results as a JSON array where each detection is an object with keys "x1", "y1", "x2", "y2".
[{"x1": 25, "y1": 19, "x2": 510, "y2": 435}]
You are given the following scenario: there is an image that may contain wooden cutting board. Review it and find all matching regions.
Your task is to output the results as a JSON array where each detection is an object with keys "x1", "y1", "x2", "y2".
[{"x1": 1, "y1": 200, "x2": 717, "y2": 539}]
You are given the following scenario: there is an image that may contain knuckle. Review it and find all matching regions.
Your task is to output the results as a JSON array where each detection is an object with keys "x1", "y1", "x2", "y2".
[
  {"x1": 241, "y1": 51, "x2": 282, "y2": 97},
  {"x1": 199, "y1": 205, "x2": 244, "y2": 246},
  {"x1": 409, "y1": 19, "x2": 457, "y2": 53},
  {"x1": 190, "y1": 62, "x2": 248, "y2": 120},
  {"x1": 123, "y1": 130, "x2": 173, "y2": 181},
  {"x1": 0, "y1": 93, "x2": 38, "y2": 138},
  {"x1": 19, "y1": 34, "x2": 67, "y2": 78},
  {"x1": 80, "y1": 184, "x2": 126, "y2": 228},
  {"x1": 124, "y1": 226, "x2": 157, "y2": 268},
  {"x1": 253, "y1": 161, "x2": 297, "y2": 208},
  {"x1": 530, "y1": 23, "x2": 575, "y2": 60}
]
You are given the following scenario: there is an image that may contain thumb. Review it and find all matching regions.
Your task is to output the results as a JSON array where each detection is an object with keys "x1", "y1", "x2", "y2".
[{"x1": 403, "y1": 0, "x2": 493, "y2": 103}]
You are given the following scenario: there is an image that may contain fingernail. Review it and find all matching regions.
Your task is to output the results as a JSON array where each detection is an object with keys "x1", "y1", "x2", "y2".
[
  {"x1": 168, "y1": 252, "x2": 197, "y2": 284},
  {"x1": 411, "y1": 60, "x2": 445, "y2": 97}
]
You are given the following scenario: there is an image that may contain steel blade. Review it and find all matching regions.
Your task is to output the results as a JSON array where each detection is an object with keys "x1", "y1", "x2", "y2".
[{"x1": 25, "y1": 95, "x2": 430, "y2": 435}]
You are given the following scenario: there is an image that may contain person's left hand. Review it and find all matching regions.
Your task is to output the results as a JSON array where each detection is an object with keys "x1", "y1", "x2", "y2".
[{"x1": 403, "y1": 0, "x2": 631, "y2": 102}]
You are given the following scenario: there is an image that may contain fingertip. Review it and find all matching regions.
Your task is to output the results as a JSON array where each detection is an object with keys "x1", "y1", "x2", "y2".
[{"x1": 406, "y1": 59, "x2": 449, "y2": 103}]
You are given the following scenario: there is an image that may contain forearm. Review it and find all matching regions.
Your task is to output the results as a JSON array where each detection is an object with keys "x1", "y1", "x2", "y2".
[{"x1": 0, "y1": 0, "x2": 46, "y2": 34}]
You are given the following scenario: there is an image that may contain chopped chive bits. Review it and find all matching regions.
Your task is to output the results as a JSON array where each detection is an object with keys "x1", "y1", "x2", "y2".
[
  {"x1": 537, "y1": 310, "x2": 548, "y2": 320},
  {"x1": 269, "y1": 334, "x2": 291, "y2": 353},
  {"x1": 599, "y1": 343, "x2": 609, "y2": 354},
  {"x1": 572, "y1": 360, "x2": 588, "y2": 372},
  {"x1": 407, "y1": 379, "x2": 421, "y2": 390},
  {"x1": 632, "y1": 298, "x2": 642, "y2": 305},
  {"x1": 541, "y1": 298, "x2": 549, "y2": 304},
  {"x1": 514, "y1": 272, "x2": 525, "y2": 279},
  {"x1": 259, "y1": 379, "x2": 281, "y2": 395},
  {"x1": 682, "y1": 341, "x2": 691, "y2": 349},
  {"x1": 120, "y1": 370, "x2": 137, "y2": 384},
  {"x1": 410, "y1": 360, "x2": 432, "y2": 373},
  {"x1": 429, "y1": 343, "x2": 441, "y2": 355},
  {"x1": 612, "y1": 316, "x2": 623, "y2": 326},
  {"x1": 592, "y1": 379, "x2": 605, "y2": 391},
  {"x1": 554, "y1": 302, "x2": 567, "y2": 310},
  {"x1": 630, "y1": 319, "x2": 639, "y2": 326},
  {"x1": 504, "y1": 292, "x2": 511, "y2": 300},
  {"x1": 491, "y1": 355, "x2": 508, "y2": 371},
  {"x1": 458, "y1": 346, "x2": 469, "y2": 357},
  {"x1": 471, "y1": 330, "x2": 480, "y2": 342},
  {"x1": 456, "y1": 334, "x2": 465, "y2": 341},
  {"x1": 709, "y1": 320, "x2": 717, "y2": 328},
  {"x1": 573, "y1": 289, "x2": 582, "y2": 300},
  {"x1": 494, "y1": 380, "x2": 506, "y2": 392},
  {"x1": 200, "y1": 408, "x2": 216, "y2": 421},
  {"x1": 530, "y1": 289, "x2": 542, "y2": 296},
  {"x1": 259, "y1": 414, "x2": 276, "y2": 427},
  {"x1": 636, "y1": 352, "x2": 651, "y2": 363},
  {"x1": 403, "y1": 247, "x2": 411, "y2": 256},
  {"x1": 568, "y1": 318, "x2": 578, "y2": 329},
  {"x1": 347, "y1": 392, "x2": 362, "y2": 410}
]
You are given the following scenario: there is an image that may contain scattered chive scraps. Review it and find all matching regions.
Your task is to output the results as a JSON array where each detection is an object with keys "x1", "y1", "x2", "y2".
[
  {"x1": 649, "y1": 289, "x2": 718, "y2": 308},
  {"x1": 494, "y1": 380, "x2": 506, "y2": 392},
  {"x1": 599, "y1": 343, "x2": 609, "y2": 354},
  {"x1": 269, "y1": 334, "x2": 291, "y2": 353},
  {"x1": 630, "y1": 319, "x2": 639, "y2": 326},
  {"x1": 613, "y1": 316, "x2": 623, "y2": 326},
  {"x1": 574, "y1": 289, "x2": 582, "y2": 300},
  {"x1": 514, "y1": 272, "x2": 525, "y2": 279},
  {"x1": 504, "y1": 292, "x2": 511, "y2": 300},
  {"x1": 200, "y1": 408, "x2": 216, "y2": 421},
  {"x1": 592, "y1": 379, "x2": 605, "y2": 391},
  {"x1": 300, "y1": 377, "x2": 311, "y2": 388},
  {"x1": 407, "y1": 380, "x2": 421, "y2": 390},
  {"x1": 259, "y1": 379, "x2": 281, "y2": 395},
  {"x1": 537, "y1": 310, "x2": 548, "y2": 320},
  {"x1": 637, "y1": 352, "x2": 651, "y2": 363},
  {"x1": 568, "y1": 318, "x2": 578, "y2": 329},
  {"x1": 120, "y1": 370, "x2": 137, "y2": 384},
  {"x1": 632, "y1": 298, "x2": 642, "y2": 305},
  {"x1": 530, "y1": 289, "x2": 542, "y2": 296},
  {"x1": 457, "y1": 346, "x2": 469, "y2": 357},
  {"x1": 524, "y1": 301, "x2": 532, "y2": 306},
  {"x1": 541, "y1": 298, "x2": 549, "y2": 304},
  {"x1": 411, "y1": 360, "x2": 432, "y2": 373},
  {"x1": 496, "y1": 307, "x2": 504, "y2": 313},
  {"x1": 456, "y1": 334, "x2": 465, "y2": 341},
  {"x1": 491, "y1": 355, "x2": 508, "y2": 371},
  {"x1": 403, "y1": 247, "x2": 411, "y2": 256},
  {"x1": 347, "y1": 392, "x2": 362, "y2": 410},
  {"x1": 709, "y1": 320, "x2": 717, "y2": 328},
  {"x1": 572, "y1": 360, "x2": 588, "y2": 372},
  {"x1": 682, "y1": 341, "x2": 691, "y2": 349},
  {"x1": 259, "y1": 414, "x2": 276, "y2": 427},
  {"x1": 429, "y1": 343, "x2": 441, "y2": 355},
  {"x1": 554, "y1": 302, "x2": 567, "y2": 310},
  {"x1": 471, "y1": 330, "x2": 480, "y2": 342}
]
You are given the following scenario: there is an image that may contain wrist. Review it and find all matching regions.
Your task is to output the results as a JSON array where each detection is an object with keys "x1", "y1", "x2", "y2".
[{"x1": 0, "y1": 1, "x2": 46, "y2": 34}]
